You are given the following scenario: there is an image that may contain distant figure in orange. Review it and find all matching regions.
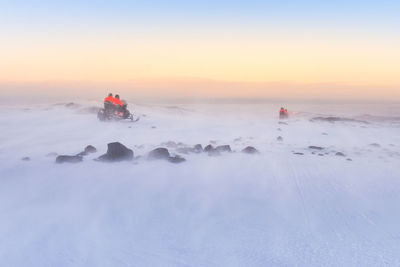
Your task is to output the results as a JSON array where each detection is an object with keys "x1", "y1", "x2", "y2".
[{"x1": 279, "y1": 107, "x2": 289, "y2": 119}]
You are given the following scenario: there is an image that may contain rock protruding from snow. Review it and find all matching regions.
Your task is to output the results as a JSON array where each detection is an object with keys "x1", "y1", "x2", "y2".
[
  {"x1": 309, "y1": 146, "x2": 324, "y2": 150},
  {"x1": 168, "y1": 155, "x2": 186, "y2": 163},
  {"x1": 56, "y1": 155, "x2": 83, "y2": 163},
  {"x1": 21, "y1": 157, "x2": 30, "y2": 161},
  {"x1": 204, "y1": 144, "x2": 214, "y2": 152},
  {"x1": 215, "y1": 145, "x2": 232, "y2": 153},
  {"x1": 277, "y1": 136, "x2": 283, "y2": 141},
  {"x1": 84, "y1": 145, "x2": 97, "y2": 154},
  {"x1": 148, "y1": 147, "x2": 170, "y2": 160},
  {"x1": 241, "y1": 146, "x2": 259, "y2": 154},
  {"x1": 193, "y1": 144, "x2": 203, "y2": 153},
  {"x1": 369, "y1": 143, "x2": 381, "y2": 148},
  {"x1": 77, "y1": 145, "x2": 98, "y2": 156},
  {"x1": 203, "y1": 144, "x2": 231, "y2": 156},
  {"x1": 335, "y1": 152, "x2": 346, "y2": 157},
  {"x1": 148, "y1": 147, "x2": 186, "y2": 163},
  {"x1": 97, "y1": 142, "x2": 133, "y2": 162}
]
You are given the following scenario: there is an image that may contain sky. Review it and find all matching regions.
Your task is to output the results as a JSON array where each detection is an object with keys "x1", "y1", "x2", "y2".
[{"x1": 0, "y1": 0, "x2": 399, "y2": 101}]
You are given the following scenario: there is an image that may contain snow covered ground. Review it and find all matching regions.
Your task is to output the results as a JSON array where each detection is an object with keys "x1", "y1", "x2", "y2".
[{"x1": 0, "y1": 100, "x2": 400, "y2": 266}]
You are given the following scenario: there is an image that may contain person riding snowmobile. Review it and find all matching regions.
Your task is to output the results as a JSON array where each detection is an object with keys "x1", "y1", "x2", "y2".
[
  {"x1": 104, "y1": 93, "x2": 115, "y2": 114},
  {"x1": 279, "y1": 107, "x2": 289, "y2": 119},
  {"x1": 98, "y1": 93, "x2": 135, "y2": 121},
  {"x1": 279, "y1": 107, "x2": 286, "y2": 119},
  {"x1": 113, "y1": 94, "x2": 123, "y2": 107}
]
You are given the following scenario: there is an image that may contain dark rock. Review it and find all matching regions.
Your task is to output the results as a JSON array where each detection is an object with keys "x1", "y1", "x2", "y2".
[
  {"x1": 77, "y1": 145, "x2": 98, "y2": 156},
  {"x1": 46, "y1": 152, "x2": 58, "y2": 157},
  {"x1": 97, "y1": 142, "x2": 133, "y2": 162},
  {"x1": 56, "y1": 155, "x2": 83, "y2": 163},
  {"x1": 241, "y1": 146, "x2": 259, "y2": 154},
  {"x1": 215, "y1": 145, "x2": 232, "y2": 153},
  {"x1": 309, "y1": 146, "x2": 324, "y2": 150},
  {"x1": 193, "y1": 144, "x2": 203, "y2": 153},
  {"x1": 277, "y1": 136, "x2": 283, "y2": 141},
  {"x1": 168, "y1": 155, "x2": 186, "y2": 163},
  {"x1": 21, "y1": 157, "x2": 30, "y2": 161},
  {"x1": 84, "y1": 145, "x2": 97, "y2": 154},
  {"x1": 335, "y1": 152, "x2": 346, "y2": 157},
  {"x1": 148, "y1": 148, "x2": 186, "y2": 163},
  {"x1": 318, "y1": 154, "x2": 324, "y2": 156},
  {"x1": 347, "y1": 158, "x2": 353, "y2": 161},
  {"x1": 148, "y1": 147, "x2": 170, "y2": 160},
  {"x1": 204, "y1": 144, "x2": 214, "y2": 152},
  {"x1": 369, "y1": 143, "x2": 381, "y2": 148},
  {"x1": 293, "y1": 152, "x2": 304, "y2": 155}
]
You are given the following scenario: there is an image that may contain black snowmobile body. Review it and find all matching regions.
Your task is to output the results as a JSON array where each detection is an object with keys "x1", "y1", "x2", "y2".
[{"x1": 97, "y1": 104, "x2": 136, "y2": 122}]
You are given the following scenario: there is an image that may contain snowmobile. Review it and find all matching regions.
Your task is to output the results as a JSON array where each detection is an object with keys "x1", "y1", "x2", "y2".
[{"x1": 97, "y1": 102, "x2": 138, "y2": 122}]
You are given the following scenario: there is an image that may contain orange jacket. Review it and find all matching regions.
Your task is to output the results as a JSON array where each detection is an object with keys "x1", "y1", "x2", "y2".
[
  {"x1": 104, "y1": 96, "x2": 114, "y2": 103},
  {"x1": 113, "y1": 98, "x2": 123, "y2": 106}
]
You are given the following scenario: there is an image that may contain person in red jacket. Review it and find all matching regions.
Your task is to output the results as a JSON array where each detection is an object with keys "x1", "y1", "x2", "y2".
[
  {"x1": 104, "y1": 93, "x2": 114, "y2": 111},
  {"x1": 104, "y1": 93, "x2": 114, "y2": 103},
  {"x1": 111, "y1": 94, "x2": 123, "y2": 114},
  {"x1": 113, "y1": 94, "x2": 123, "y2": 106}
]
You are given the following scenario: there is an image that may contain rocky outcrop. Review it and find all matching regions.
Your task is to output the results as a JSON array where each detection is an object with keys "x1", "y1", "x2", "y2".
[
  {"x1": 77, "y1": 145, "x2": 97, "y2": 156},
  {"x1": 193, "y1": 144, "x2": 203, "y2": 153},
  {"x1": 215, "y1": 145, "x2": 232, "y2": 153},
  {"x1": 204, "y1": 144, "x2": 214, "y2": 152},
  {"x1": 148, "y1": 147, "x2": 170, "y2": 160},
  {"x1": 308, "y1": 146, "x2": 324, "y2": 150},
  {"x1": 241, "y1": 146, "x2": 259, "y2": 154},
  {"x1": 56, "y1": 155, "x2": 83, "y2": 163},
  {"x1": 148, "y1": 147, "x2": 186, "y2": 163},
  {"x1": 168, "y1": 155, "x2": 186, "y2": 163},
  {"x1": 97, "y1": 142, "x2": 133, "y2": 162}
]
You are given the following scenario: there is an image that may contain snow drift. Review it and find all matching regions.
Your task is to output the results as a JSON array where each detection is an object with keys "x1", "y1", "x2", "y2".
[{"x1": 0, "y1": 101, "x2": 399, "y2": 266}]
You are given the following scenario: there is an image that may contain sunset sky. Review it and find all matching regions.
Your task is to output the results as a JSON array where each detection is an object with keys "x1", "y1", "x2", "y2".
[{"x1": 1, "y1": 0, "x2": 399, "y2": 100}]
